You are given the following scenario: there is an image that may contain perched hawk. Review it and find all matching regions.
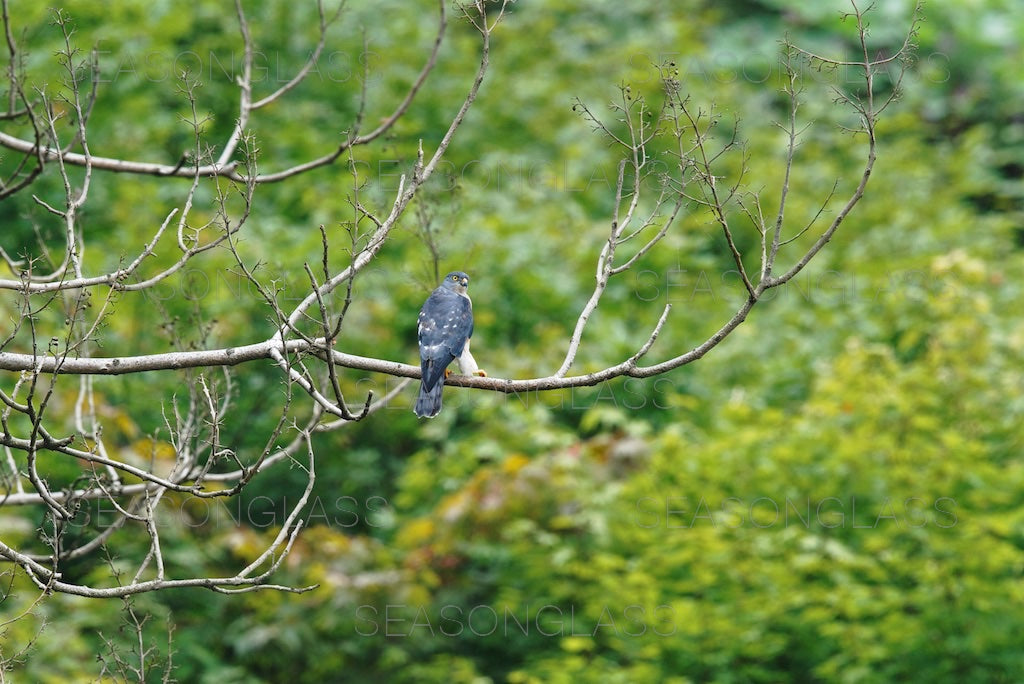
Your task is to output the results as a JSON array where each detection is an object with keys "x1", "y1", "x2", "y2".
[{"x1": 414, "y1": 271, "x2": 484, "y2": 418}]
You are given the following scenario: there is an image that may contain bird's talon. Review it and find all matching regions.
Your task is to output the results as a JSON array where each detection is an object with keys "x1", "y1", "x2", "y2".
[
  {"x1": 444, "y1": 368, "x2": 453, "y2": 379},
  {"x1": 474, "y1": 369, "x2": 487, "y2": 377}
]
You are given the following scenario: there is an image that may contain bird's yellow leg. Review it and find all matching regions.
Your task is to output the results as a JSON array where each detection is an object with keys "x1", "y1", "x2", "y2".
[{"x1": 444, "y1": 368, "x2": 486, "y2": 378}]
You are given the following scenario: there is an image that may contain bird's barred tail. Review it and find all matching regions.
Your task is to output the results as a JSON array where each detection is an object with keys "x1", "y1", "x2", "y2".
[{"x1": 414, "y1": 379, "x2": 444, "y2": 418}]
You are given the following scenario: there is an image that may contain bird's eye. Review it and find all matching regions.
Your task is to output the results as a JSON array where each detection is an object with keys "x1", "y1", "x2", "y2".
[{"x1": 451, "y1": 275, "x2": 458, "y2": 281}]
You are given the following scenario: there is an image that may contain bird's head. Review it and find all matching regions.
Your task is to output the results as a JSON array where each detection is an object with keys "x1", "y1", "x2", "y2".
[{"x1": 441, "y1": 271, "x2": 470, "y2": 294}]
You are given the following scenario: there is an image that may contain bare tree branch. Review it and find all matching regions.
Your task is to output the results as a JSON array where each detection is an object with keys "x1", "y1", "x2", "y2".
[
  {"x1": 0, "y1": 0, "x2": 915, "y2": 613},
  {"x1": 0, "y1": 0, "x2": 446, "y2": 184}
]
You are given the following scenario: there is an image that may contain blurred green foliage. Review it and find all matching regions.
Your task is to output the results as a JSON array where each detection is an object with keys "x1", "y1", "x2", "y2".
[{"x1": 2, "y1": 0, "x2": 1023, "y2": 681}]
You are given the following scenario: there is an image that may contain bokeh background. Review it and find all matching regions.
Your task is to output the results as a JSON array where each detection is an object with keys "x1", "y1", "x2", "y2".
[{"x1": 1, "y1": 0, "x2": 1023, "y2": 681}]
